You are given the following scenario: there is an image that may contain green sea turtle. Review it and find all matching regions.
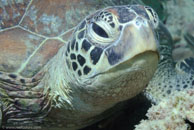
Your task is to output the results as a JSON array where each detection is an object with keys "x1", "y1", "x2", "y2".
[{"x1": 0, "y1": 1, "x2": 159, "y2": 129}]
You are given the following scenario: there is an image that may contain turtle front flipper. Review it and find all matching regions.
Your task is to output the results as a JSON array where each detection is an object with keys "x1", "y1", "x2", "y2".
[
  {"x1": 0, "y1": 71, "x2": 43, "y2": 90},
  {"x1": 0, "y1": 72, "x2": 50, "y2": 127},
  {"x1": 184, "y1": 32, "x2": 194, "y2": 51},
  {"x1": 177, "y1": 32, "x2": 194, "y2": 74},
  {"x1": 176, "y1": 57, "x2": 194, "y2": 75}
]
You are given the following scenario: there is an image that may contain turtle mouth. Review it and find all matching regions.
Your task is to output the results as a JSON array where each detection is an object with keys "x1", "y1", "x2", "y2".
[
  {"x1": 90, "y1": 51, "x2": 159, "y2": 79},
  {"x1": 105, "y1": 51, "x2": 159, "y2": 73}
]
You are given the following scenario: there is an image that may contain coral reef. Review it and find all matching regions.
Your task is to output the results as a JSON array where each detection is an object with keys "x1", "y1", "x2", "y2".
[
  {"x1": 135, "y1": 89, "x2": 194, "y2": 130},
  {"x1": 165, "y1": 0, "x2": 194, "y2": 61}
]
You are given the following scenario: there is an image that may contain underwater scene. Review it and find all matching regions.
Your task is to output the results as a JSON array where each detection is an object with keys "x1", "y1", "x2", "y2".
[{"x1": 0, "y1": 0, "x2": 194, "y2": 130}]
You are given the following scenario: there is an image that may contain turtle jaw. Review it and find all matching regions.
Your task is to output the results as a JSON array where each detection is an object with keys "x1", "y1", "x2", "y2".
[
  {"x1": 105, "y1": 51, "x2": 159, "y2": 73},
  {"x1": 87, "y1": 51, "x2": 159, "y2": 108}
]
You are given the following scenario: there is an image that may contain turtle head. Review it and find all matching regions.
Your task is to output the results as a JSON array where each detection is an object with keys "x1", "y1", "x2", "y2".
[{"x1": 65, "y1": 5, "x2": 159, "y2": 105}]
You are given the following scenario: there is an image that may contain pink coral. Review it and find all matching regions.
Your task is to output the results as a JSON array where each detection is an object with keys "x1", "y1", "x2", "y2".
[{"x1": 135, "y1": 89, "x2": 194, "y2": 130}]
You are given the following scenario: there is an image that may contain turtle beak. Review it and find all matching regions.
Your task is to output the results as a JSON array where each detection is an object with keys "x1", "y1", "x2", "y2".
[{"x1": 105, "y1": 17, "x2": 159, "y2": 67}]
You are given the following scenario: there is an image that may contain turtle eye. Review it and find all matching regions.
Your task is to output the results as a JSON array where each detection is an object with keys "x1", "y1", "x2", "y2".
[{"x1": 92, "y1": 22, "x2": 109, "y2": 38}]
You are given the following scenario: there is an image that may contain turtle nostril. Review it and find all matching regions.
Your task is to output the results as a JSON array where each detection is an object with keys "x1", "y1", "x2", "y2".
[{"x1": 135, "y1": 17, "x2": 147, "y2": 27}]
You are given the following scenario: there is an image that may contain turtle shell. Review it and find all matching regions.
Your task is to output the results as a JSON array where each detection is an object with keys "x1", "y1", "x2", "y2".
[{"x1": 0, "y1": 0, "x2": 105, "y2": 78}]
